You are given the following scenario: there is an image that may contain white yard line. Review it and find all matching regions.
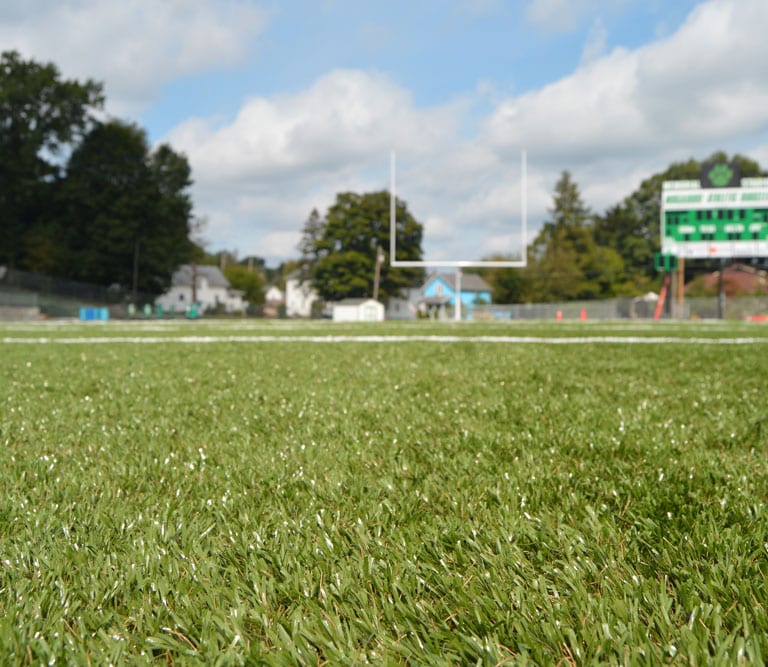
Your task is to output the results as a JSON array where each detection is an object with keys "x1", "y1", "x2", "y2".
[{"x1": 3, "y1": 335, "x2": 768, "y2": 345}]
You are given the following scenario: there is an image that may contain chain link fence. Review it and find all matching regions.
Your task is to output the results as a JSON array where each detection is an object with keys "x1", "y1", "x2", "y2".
[
  {"x1": 472, "y1": 296, "x2": 768, "y2": 321},
  {"x1": 0, "y1": 267, "x2": 156, "y2": 318}
]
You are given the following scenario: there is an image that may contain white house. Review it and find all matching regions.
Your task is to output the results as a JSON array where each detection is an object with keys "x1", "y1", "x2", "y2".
[
  {"x1": 155, "y1": 265, "x2": 246, "y2": 314},
  {"x1": 265, "y1": 286, "x2": 284, "y2": 304},
  {"x1": 332, "y1": 298, "x2": 385, "y2": 322},
  {"x1": 285, "y1": 272, "x2": 319, "y2": 318}
]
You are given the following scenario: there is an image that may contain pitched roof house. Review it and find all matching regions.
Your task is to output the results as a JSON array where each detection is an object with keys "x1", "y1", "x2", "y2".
[
  {"x1": 422, "y1": 272, "x2": 492, "y2": 306},
  {"x1": 155, "y1": 265, "x2": 246, "y2": 314},
  {"x1": 285, "y1": 271, "x2": 319, "y2": 318},
  {"x1": 692, "y1": 262, "x2": 768, "y2": 296}
]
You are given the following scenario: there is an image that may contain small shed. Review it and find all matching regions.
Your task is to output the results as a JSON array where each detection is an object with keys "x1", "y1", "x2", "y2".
[{"x1": 332, "y1": 298, "x2": 385, "y2": 322}]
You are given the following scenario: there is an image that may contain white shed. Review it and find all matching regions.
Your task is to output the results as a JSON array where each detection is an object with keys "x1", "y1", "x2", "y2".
[{"x1": 332, "y1": 298, "x2": 385, "y2": 322}]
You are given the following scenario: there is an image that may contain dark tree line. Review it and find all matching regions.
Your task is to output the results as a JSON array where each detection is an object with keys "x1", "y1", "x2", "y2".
[{"x1": 1, "y1": 51, "x2": 196, "y2": 294}]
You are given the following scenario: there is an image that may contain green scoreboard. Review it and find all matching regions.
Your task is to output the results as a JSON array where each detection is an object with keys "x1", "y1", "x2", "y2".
[{"x1": 661, "y1": 176, "x2": 768, "y2": 259}]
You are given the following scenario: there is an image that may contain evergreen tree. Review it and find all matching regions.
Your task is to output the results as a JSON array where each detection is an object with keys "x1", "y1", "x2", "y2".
[{"x1": 524, "y1": 172, "x2": 599, "y2": 301}]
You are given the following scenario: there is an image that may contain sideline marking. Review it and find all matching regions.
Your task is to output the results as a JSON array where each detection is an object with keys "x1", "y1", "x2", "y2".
[{"x1": 3, "y1": 335, "x2": 768, "y2": 345}]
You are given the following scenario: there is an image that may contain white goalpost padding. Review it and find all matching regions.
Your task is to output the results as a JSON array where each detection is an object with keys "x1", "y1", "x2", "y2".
[{"x1": 389, "y1": 150, "x2": 528, "y2": 320}]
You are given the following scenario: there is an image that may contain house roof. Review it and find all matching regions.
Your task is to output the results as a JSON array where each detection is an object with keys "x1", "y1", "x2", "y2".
[
  {"x1": 172, "y1": 265, "x2": 230, "y2": 288},
  {"x1": 335, "y1": 298, "x2": 382, "y2": 306},
  {"x1": 695, "y1": 262, "x2": 768, "y2": 295},
  {"x1": 425, "y1": 272, "x2": 491, "y2": 293}
]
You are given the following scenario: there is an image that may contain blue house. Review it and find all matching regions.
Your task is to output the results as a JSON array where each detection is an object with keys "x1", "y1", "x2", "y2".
[{"x1": 421, "y1": 272, "x2": 492, "y2": 318}]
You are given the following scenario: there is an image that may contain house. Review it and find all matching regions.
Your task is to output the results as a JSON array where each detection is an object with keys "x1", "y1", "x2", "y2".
[
  {"x1": 265, "y1": 286, "x2": 284, "y2": 303},
  {"x1": 386, "y1": 287, "x2": 421, "y2": 320},
  {"x1": 285, "y1": 272, "x2": 319, "y2": 318},
  {"x1": 263, "y1": 285, "x2": 284, "y2": 318},
  {"x1": 155, "y1": 265, "x2": 246, "y2": 314},
  {"x1": 332, "y1": 298, "x2": 385, "y2": 322},
  {"x1": 690, "y1": 262, "x2": 768, "y2": 296},
  {"x1": 420, "y1": 272, "x2": 492, "y2": 319}
]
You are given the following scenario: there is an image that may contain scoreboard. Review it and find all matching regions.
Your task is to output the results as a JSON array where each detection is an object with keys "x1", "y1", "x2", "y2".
[{"x1": 661, "y1": 177, "x2": 768, "y2": 259}]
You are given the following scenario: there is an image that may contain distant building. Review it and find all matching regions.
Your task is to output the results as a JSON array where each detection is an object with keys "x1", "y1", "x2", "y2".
[
  {"x1": 263, "y1": 285, "x2": 284, "y2": 318},
  {"x1": 155, "y1": 265, "x2": 246, "y2": 314},
  {"x1": 420, "y1": 272, "x2": 492, "y2": 319},
  {"x1": 265, "y1": 286, "x2": 284, "y2": 303},
  {"x1": 332, "y1": 298, "x2": 385, "y2": 322},
  {"x1": 691, "y1": 262, "x2": 768, "y2": 296},
  {"x1": 285, "y1": 272, "x2": 319, "y2": 318},
  {"x1": 386, "y1": 287, "x2": 421, "y2": 320}
]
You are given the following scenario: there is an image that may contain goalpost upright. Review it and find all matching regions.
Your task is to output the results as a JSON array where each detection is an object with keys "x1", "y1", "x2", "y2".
[{"x1": 389, "y1": 150, "x2": 528, "y2": 320}]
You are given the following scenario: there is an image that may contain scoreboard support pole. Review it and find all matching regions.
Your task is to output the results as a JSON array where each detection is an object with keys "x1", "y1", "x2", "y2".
[
  {"x1": 717, "y1": 259, "x2": 726, "y2": 320},
  {"x1": 677, "y1": 258, "x2": 685, "y2": 319}
]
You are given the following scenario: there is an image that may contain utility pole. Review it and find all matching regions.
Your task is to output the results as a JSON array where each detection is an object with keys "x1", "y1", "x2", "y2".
[
  {"x1": 132, "y1": 240, "x2": 140, "y2": 302},
  {"x1": 372, "y1": 245, "x2": 385, "y2": 301},
  {"x1": 717, "y1": 259, "x2": 726, "y2": 319},
  {"x1": 191, "y1": 263, "x2": 198, "y2": 305}
]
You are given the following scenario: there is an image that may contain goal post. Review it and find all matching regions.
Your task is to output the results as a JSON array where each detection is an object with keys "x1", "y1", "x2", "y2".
[{"x1": 389, "y1": 149, "x2": 528, "y2": 319}]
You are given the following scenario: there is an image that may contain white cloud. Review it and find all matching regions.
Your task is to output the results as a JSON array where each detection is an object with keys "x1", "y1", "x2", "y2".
[
  {"x1": 167, "y1": 69, "x2": 473, "y2": 260},
  {"x1": 487, "y1": 0, "x2": 768, "y2": 164},
  {"x1": 0, "y1": 0, "x2": 265, "y2": 115},
  {"x1": 169, "y1": 69, "x2": 462, "y2": 188}
]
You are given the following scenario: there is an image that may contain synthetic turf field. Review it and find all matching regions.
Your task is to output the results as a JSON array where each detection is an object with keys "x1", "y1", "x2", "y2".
[{"x1": 1, "y1": 319, "x2": 767, "y2": 664}]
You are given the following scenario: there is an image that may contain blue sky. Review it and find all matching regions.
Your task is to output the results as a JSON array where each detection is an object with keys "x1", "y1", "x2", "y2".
[{"x1": 3, "y1": 0, "x2": 767, "y2": 266}]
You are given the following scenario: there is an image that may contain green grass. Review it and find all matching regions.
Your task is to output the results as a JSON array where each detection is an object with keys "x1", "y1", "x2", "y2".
[{"x1": 1, "y1": 320, "x2": 767, "y2": 664}]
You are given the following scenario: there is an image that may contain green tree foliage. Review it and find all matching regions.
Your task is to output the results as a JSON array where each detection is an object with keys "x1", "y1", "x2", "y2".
[
  {"x1": 300, "y1": 191, "x2": 424, "y2": 302},
  {"x1": 56, "y1": 121, "x2": 195, "y2": 294},
  {"x1": 522, "y1": 171, "x2": 625, "y2": 302},
  {"x1": 223, "y1": 264, "x2": 266, "y2": 305},
  {"x1": 466, "y1": 255, "x2": 526, "y2": 304},
  {"x1": 0, "y1": 50, "x2": 103, "y2": 267}
]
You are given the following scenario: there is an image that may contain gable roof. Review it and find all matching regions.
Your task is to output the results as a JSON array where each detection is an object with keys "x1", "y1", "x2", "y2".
[
  {"x1": 335, "y1": 298, "x2": 381, "y2": 306},
  {"x1": 424, "y1": 272, "x2": 491, "y2": 293},
  {"x1": 171, "y1": 264, "x2": 230, "y2": 288},
  {"x1": 694, "y1": 262, "x2": 768, "y2": 295}
]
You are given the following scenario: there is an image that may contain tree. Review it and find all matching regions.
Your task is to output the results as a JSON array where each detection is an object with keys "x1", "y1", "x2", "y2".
[
  {"x1": 300, "y1": 191, "x2": 424, "y2": 302},
  {"x1": 56, "y1": 120, "x2": 195, "y2": 294},
  {"x1": 224, "y1": 264, "x2": 265, "y2": 305},
  {"x1": 523, "y1": 172, "x2": 599, "y2": 301},
  {"x1": 465, "y1": 255, "x2": 526, "y2": 304},
  {"x1": 0, "y1": 51, "x2": 103, "y2": 267}
]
